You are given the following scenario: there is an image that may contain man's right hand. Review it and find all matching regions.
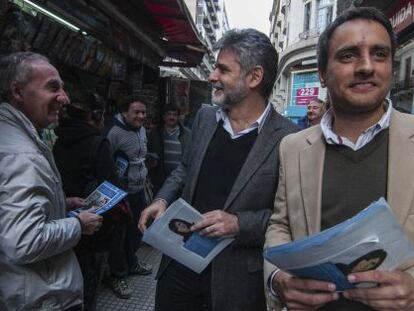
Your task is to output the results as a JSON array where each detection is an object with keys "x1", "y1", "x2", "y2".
[
  {"x1": 138, "y1": 199, "x2": 167, "y2": 233},
  {"x1": 77, "y1": 211, "x2": 103, "y2": 235},
  {"x1": 272, "y1": 269, "x2": 339, "y2": 310}
]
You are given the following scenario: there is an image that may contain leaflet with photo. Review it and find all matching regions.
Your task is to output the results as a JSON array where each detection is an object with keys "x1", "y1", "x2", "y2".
[
  {"x1": 264, "y1": 198, "x2": 414, "y2": 291},
  {"x1": 143, "y1": 198, "x2": 234, "y2": 273},
  {"x1": 67, "y1": 181, "x2": 127, "y2": 217}
]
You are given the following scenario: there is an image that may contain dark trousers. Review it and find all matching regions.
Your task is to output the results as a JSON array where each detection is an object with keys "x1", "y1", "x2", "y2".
[
  {"x1": 74, "y1": 246, "x2": 103, "y2": 311},
  {"x1": 155, "y1": 260, "x2": 211, "y2": 311},
  {"x1": 127, "y1": 190, "x2": 146, "y2": 248},
  {"x1": 107, "y1": 216, "x2": 138, "y2": 278},
  {"x1": 65, "y1": 305, "x2": 82, "y2": 311},
  {"x1": 107, "y1": 190, "x2": 146, "y2": 277}
]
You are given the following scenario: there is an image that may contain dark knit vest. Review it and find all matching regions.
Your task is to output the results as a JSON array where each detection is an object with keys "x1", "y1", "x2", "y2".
[
  {"x1": 192, "y1": 122, "x2": 258, "y2": 214},
  {"x1": 320, "y1": 129, "x2": 388, "y2": 311}
]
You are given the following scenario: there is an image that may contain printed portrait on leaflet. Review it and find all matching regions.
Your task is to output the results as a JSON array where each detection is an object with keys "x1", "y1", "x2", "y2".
[
  {"x1": 168, "y1": 218, "x2": 193, "y2": 242},
  {"x1": 336, "y1": 249, "x2": 387, "y2": 275},
  {"x1": 168, "y1": 218, "x2": 219, "y2": 258}
]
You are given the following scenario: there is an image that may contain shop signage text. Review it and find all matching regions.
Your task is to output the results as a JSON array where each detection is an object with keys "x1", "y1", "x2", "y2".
[{"x1": 389, "y1": 0, "x2": 414, "y2": 34}]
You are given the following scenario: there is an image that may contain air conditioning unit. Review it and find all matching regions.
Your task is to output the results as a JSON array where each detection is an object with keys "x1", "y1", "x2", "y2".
[{"x1": 299, "y1": 31, "x2": 308, "y2": 39}]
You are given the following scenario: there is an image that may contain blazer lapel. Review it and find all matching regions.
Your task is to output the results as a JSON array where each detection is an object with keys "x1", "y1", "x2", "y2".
[
  {"x1": 387, "y1": 110, "x2": 414, "y2": 226},
  {"x1": 224, "y1": 108, "x2": 283, "y2": 210},
  {"x1": 299, "y1": 128, "x2": 325, "y2": 235}
]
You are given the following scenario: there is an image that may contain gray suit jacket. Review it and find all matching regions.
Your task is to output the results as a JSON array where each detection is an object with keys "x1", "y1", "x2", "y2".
[
  {"x1": 156, "y1": 105, "x2": 298, "y2": 311},
  {"x1": 265, "y1": 109, "x2": 414, "y2": 310}
]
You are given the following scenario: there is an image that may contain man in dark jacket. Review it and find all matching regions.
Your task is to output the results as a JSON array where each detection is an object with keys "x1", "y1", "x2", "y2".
[
  {"x1": 53, "y1": 90, "x2": 133, "y2": 303},
  {"x1": 147, "y1": 104, "x2": 190, "y2": 194},
  {"x1": 139, "y1": 29, "x2": 299, "y2": 311}
]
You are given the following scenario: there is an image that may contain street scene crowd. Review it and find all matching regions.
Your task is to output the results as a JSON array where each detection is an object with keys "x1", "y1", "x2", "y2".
[{"x1": 2, "y1": 5, "x2": 414, "y2": 311}]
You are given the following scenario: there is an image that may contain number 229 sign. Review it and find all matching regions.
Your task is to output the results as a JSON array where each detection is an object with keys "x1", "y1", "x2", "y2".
[{"x1": 296, "y1": 87, "x2": 319, "y2": 105}]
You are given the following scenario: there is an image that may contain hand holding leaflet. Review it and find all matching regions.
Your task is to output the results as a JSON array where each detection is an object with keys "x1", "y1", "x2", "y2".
[
  {"x1": 143, "y1": 198, "x2": 234, "y2": 273},
  {"x1": 264, "y1": 198, "x2": 414, "y2": 291},
  {"x1": 67, "y1": 181, "x2": 127, "y2": 217}
]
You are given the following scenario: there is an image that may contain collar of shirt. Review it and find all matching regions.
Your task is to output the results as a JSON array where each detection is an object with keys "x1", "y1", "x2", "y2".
[
  {"x1": 320, "y1": 99, "x2": 392, "y2": 151},
  {"x1": 215, "y1": 103, "x2": 271, "y2": 139}
]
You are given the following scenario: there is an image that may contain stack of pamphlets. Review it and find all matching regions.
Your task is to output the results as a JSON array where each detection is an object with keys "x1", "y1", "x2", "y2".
[
  {"x1": 67, "y1": 181, "x2": 127, "y2": 217},
  {"x1": 264, "y1": 198, "x2": 414, "y2": 291},
  {"x1": 143, "y1": 198, "x2": 234, "y2": 273}
]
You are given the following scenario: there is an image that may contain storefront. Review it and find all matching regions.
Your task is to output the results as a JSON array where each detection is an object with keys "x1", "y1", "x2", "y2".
[
  {"x1": 0, "y1": 0, "x2": 206, "y2": 138},
  {"x1": 357, "y1": 0, "x2": 414, "y2": 113},
  {"x1": 387, "y1": 0, "x2": 414, "y2": 113}
]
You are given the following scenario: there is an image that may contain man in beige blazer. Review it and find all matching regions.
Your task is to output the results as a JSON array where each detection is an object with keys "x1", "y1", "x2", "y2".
[{"x1": 265, "y1": 7, "x2": 414, "y2": 311}]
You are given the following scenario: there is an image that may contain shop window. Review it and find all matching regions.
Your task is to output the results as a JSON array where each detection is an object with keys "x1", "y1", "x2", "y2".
[
  {"x1": 404, "y1": 57, "x2": 411, "y2": 88},
  {"x1": 317, "y1": 0, "x2": 333, "y2": 33},
  {"x1": 304, "y1": 2, "x2": 311, "y2": 33}
]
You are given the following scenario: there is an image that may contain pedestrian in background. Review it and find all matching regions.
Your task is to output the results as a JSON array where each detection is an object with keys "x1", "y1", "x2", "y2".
[
  {"x1": 106, "y1": 95, "x2": 153, "y2": 297},
  {"x1": 53, "y1": 89, "x2": 133, "y2": 305},
  {"x1": 298, "y1": 98, "x2": 326, "y2": 129},
  {"x1": 147, "y1": 104, "x2": 191, "y2": 194}
]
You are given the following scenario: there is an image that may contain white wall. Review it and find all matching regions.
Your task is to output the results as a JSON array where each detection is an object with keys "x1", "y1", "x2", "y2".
[{"x1": 184, "y1": 0, "x2": 198, "y2": 21}]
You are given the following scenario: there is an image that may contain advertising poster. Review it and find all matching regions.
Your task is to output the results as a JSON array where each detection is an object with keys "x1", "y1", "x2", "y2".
[{"x1": 290, "y1": 71, "x2": 326, "y2": 106}]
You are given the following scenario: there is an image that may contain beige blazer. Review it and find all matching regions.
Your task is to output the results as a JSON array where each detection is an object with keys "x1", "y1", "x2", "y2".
[{"x1": 264, "y1": 109, "x2": 414, "y2": 307}]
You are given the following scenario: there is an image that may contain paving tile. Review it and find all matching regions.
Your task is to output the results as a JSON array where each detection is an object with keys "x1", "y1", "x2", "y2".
[{"x1": 96, "y1": 244, "x2": 161, "y2": 311}]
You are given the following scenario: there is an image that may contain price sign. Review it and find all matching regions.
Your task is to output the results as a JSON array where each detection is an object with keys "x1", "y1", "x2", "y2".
[{"x1": 296, "y1": 87, "x2": 319, "y2": 105}]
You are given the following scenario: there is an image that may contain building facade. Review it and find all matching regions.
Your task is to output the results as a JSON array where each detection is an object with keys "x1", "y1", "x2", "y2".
[
  {"x1": 174, "y1": 0, "x2": 229, "y2": 80},
  {"x1": 269, "y1": 0, "x2": 337, "y2": 121},
  {"x1": 271, "y1": 0, "x2": 414, "y2": 119},
  {"x1": 360, "y1": 0, "x2": 414, "y2": 114}
]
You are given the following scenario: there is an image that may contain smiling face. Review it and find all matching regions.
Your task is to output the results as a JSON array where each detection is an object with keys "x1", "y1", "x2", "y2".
[
  {"x1": 122, "y1": 101, "x2": 146, "y2": 128},
  {"x1": 11, "y1": 60, "x2": 68, "y2": 130},
  {"x1": 208, "y1": 49, "x2": 249, "y2": 108},
  {"x1": 319, "y1": 19, "x2": 392, "y2": 117}
]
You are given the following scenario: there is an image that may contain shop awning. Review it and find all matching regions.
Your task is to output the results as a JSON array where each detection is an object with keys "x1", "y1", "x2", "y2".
[
  {"x1": 96, "y1": 0, "x2": 206, "y2": 66},
  {"x1": 141, "y1": 0, "x2": 206, "y2": 66},
  {"x1": 29, "y1": 0, "x2": 206, "y2": 67}
]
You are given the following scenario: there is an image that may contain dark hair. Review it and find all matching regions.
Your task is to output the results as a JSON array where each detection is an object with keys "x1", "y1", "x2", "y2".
[
  {"x1": 67, "y1": 89, "x2": 105, "y2": 121},
  {"x1": 317, "y1": 7, "x2": 397, "y2": 73},
  {"x1": 119, "y1": 95, "x2": 147, "y2": 112},
  {"x1": 214, "y1": 28, "x2": 278, "y2": 100},
  {"x1": 347, "y1": 249, "x2": 387, "y2": 273},
  {"x1": 0, "y1": 52, "x2": 50, "y2": 101},
  {"x1": 162, "y1": 104, "x2": 180, "y2": 115},
  {"x1": 168, "y1": 218, "x2": 192, "y2": 235}
]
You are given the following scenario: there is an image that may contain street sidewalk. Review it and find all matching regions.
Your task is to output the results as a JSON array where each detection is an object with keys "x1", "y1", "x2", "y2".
[{"x1": 97, "y1": 244, "x2": 161, "y2": 310}]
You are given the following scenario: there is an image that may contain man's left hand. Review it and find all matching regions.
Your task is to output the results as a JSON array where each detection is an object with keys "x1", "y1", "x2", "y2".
[
  {"x1": 191, "y1": 210, "x2": 239, "y2": 238},
  {"x1": 343, "y1": 270, "x2": 414, "y2": 311},
  {"x1": 66, "y1": 197, "x2": 85, "y2": 210}
]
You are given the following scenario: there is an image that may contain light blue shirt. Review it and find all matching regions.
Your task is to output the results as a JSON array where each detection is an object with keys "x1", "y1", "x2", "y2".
[{"x1": 320, "y1": 99, "x2": 392, "y2": 151}]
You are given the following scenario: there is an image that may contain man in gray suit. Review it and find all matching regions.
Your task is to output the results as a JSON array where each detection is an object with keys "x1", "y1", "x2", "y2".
[{"x1": 139, "y1": 28, "x2": 298, "y2": 311}]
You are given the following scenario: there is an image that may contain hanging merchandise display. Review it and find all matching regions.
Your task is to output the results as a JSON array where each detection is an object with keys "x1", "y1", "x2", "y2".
[{"x1": 0, "y1": 0, "x2": 207, "y2": 138}]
